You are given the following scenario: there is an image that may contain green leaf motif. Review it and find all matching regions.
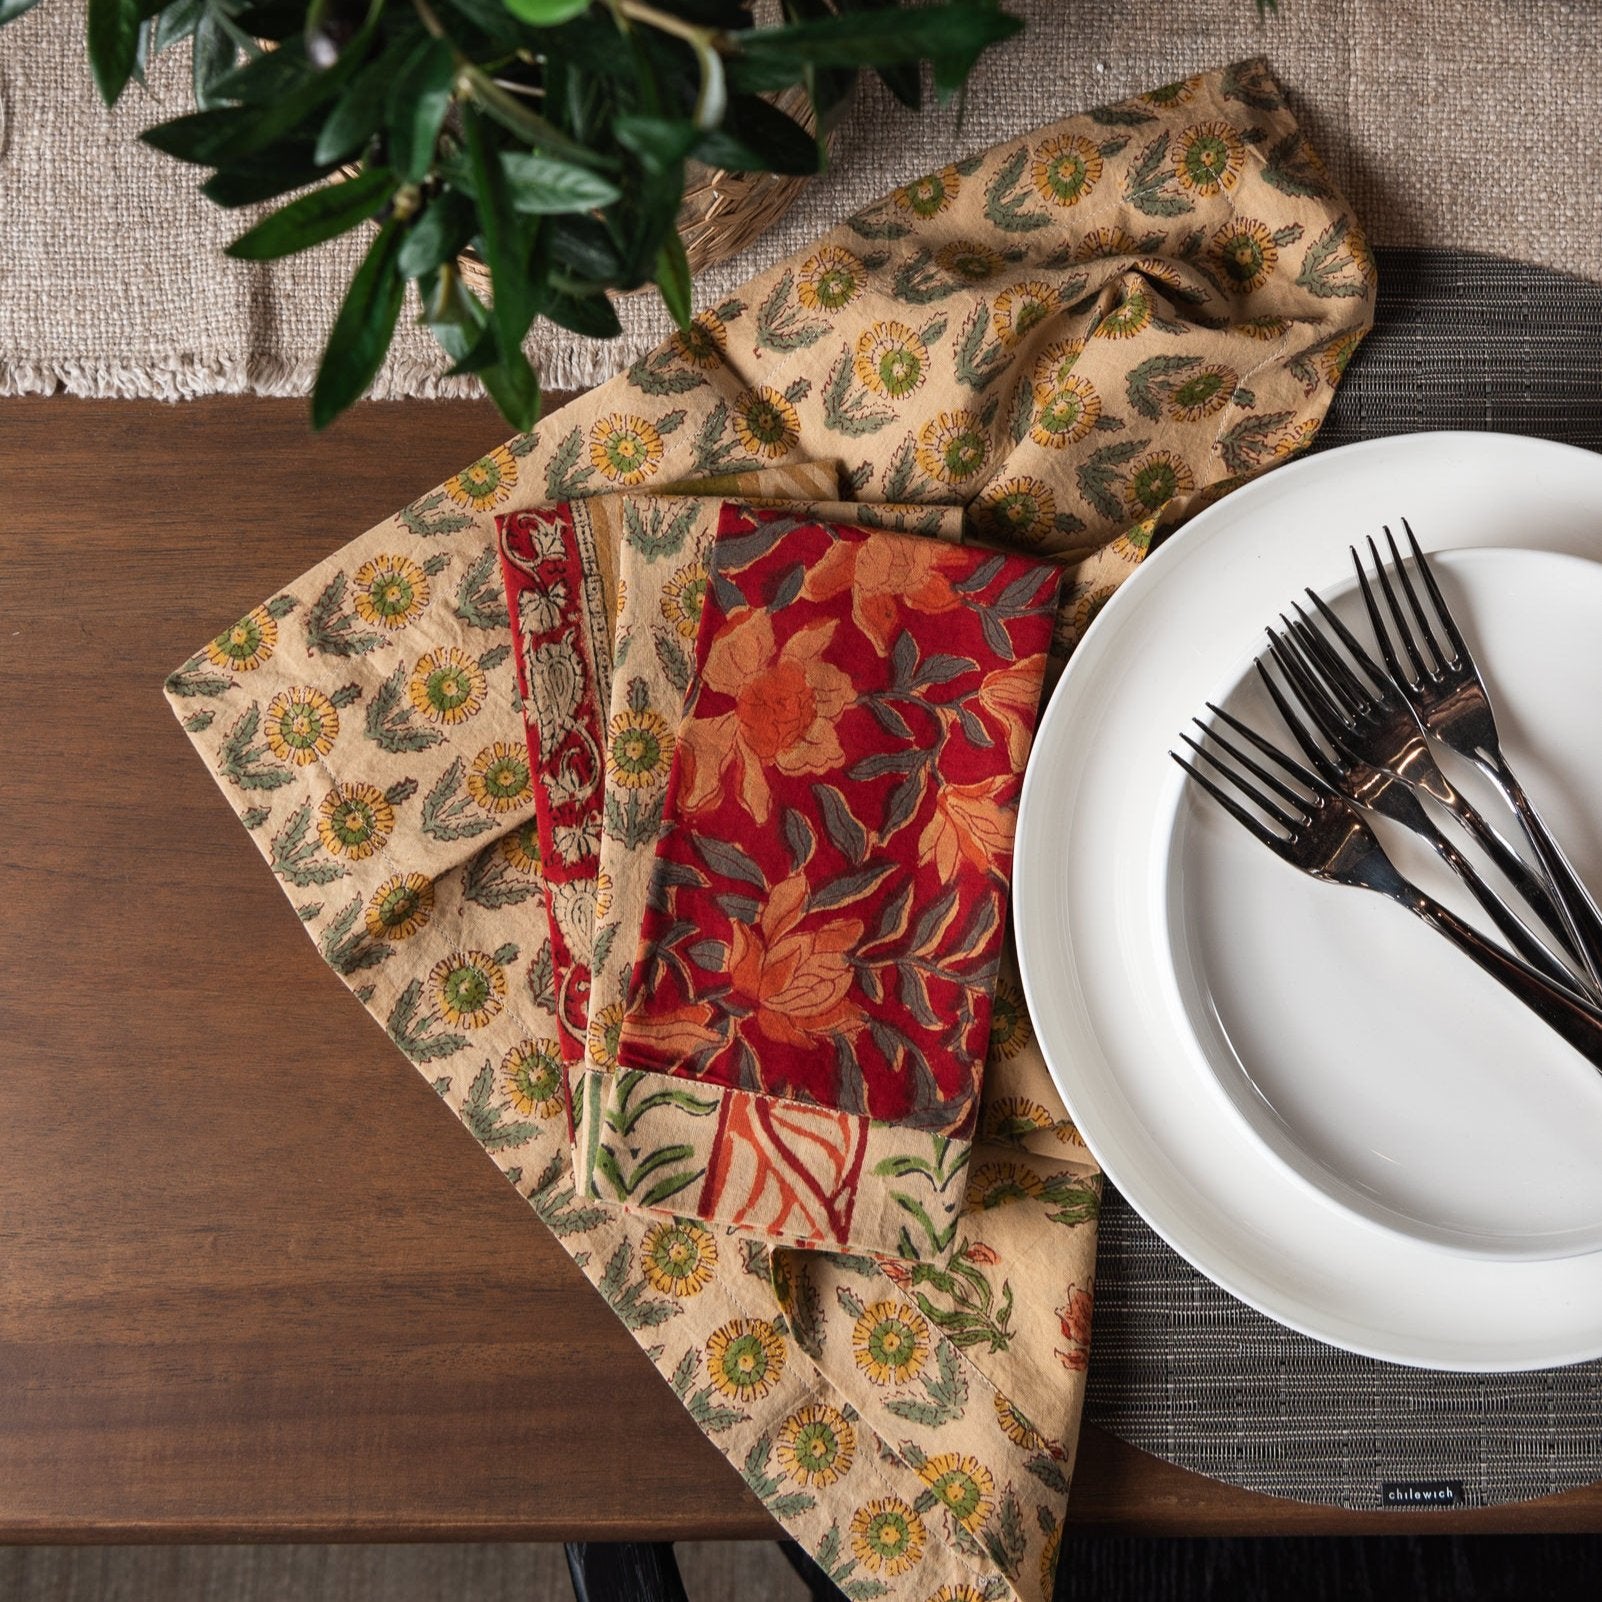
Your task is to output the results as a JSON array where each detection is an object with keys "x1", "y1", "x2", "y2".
[
  {"x1": 884, "y1": 1334, "x2": 968, "y2": 1426},
  {"x1": 421, "y1": 757, "x2": 497, "y2": 843},
  {"x1": 460, "y1": 1060, "x2": 537, "y2": 1152},
  {"x1": 953, "y1": 301, "x2": 1007, "y2": 392},
  {"x1": 306, "y1": 571, "x2": 386, "y2": 657},
  {"x1": 269, "y1": 800, "x2": 347, "y2": 886},
  {"x1": 822, "y1": 347, "x2": 897, "y2": 437},
  {"x1": 1218, "y1": 409, "x2": 1295, "y2": 473},
  {"x1": 623, "y1": 500, "x2": 697, "y2": 559},
  {"x1": 740, "y1": 1431, "x2": 817, "y2": 1520},
  {"x1": 165, "y1": 658, "x2": 234, "y2": 699},
  {"x1": 319, "y1": 894, "x2": 393, "y2": 976},
  {"x1": 1125, "y1": 353, "x2": 1202, "y2": 420},
  {"x1": 1077, "y1": 437, "x2": 1150, "y2": 522},
  {"x1": 219, "y1": 704, "x2": 296, "y2": 791},
  {"x1": 453, "y1": 547, "x2": 511, "y2": 629},
  {"x1": 398, "y1": 488, "x2": 474, "y2": 540},
  {"x1": 983, "y1": 146, "x2": 1050, "y2": 234},
  {"x1": 1261, "y1": 129, "x2": 1334, "y2": 199},
  {"x1": 543, "y1": 426, "x2": 597, "y2": 500},
  {"x1": 754, "y1": 271, "x2": 829, "y2": 353},
  {"x1": 527, "y1": 1152, "x2": 612, "y2": 1237},
  {"x1": 1297, "y1": 216, "x2": 1369, "y2": 299},
  {"x1": 1124, "y1": 131, "x2": 1192, "y2": 219},
  {"x1": 386, "y1": 977, "x2": 469, "y2": 1063},
  {"x1": 463, "y1": 840, "x2": 540, "y2": 910},
  {"x1": 364, "y1": 661, "x2": 444, "y2": 753},
  {"x1": 596, "y1": 1241, "x2": 682, "y2": 1330}
]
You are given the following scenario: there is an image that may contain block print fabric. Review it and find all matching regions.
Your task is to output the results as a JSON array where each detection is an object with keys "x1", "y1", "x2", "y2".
[
  {"x1": 165, "y1": 58, "x2": 1373, "y2": 1602},
  {"x1": 592, "y1": 506, "x2": 1059, "y2": 1255}
]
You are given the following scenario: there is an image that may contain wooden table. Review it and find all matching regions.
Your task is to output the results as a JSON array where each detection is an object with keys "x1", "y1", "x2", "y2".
[{"x1": 5, "y1": 394, "x2": 1601, "y2": 1545}]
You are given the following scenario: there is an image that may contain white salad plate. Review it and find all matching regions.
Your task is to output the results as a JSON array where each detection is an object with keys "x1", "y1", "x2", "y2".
[{"x1": 1014, "y1": 431, "x2": 1602, "y2": 1370}]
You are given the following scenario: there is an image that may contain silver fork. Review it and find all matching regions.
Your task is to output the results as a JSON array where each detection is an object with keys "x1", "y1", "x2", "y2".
[
  {"x1": 1273, "y1": 589, "x2": 1592, "y2": 990},
  {"x1": 1173, "y1": 721, "x2": 1602, "y2": 1071},
  {"x1": 1239, "y1": 650, "x2": 1583, "y2": 998},
  {"x1": 1354, "y1": 521, "x2": 1602, "y2": 995}
]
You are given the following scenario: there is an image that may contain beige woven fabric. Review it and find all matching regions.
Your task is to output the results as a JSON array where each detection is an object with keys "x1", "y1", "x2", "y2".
[{"x1": 1, "y1": 0, "x2": 1593, "y2": 398}]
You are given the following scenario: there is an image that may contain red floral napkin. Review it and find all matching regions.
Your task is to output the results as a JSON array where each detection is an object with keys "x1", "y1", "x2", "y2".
[{"x1": 585, "y1": 504, "x2": 1062, "y2": 1256}]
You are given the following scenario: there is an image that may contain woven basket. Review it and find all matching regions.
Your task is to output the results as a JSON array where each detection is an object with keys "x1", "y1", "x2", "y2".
[{"x1": 457, "y1": 84, "x2": 825, "y2": 301}]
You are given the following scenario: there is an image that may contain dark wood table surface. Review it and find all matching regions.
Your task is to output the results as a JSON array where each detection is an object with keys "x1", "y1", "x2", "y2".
[{"x1": 5, "y1": 394, "x2": 1601, "y2": 1544}]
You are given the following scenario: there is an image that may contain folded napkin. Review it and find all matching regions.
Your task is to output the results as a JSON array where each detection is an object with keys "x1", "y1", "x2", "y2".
[
  {"x1": 166, "y1": 58, "x2": 1373, "y2": 1602},
  {"x1": 585, "y1": 504, "x2": 1060, "y2": 1255}
]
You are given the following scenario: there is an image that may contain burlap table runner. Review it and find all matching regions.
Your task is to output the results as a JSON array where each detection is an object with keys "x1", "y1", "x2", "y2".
[
  {"x1": 163, "y1": 63, "x2": 1372, "y2": 1601},
  {"x1": 2, "y1": 0, "x2": 1590, "y2": 399}
]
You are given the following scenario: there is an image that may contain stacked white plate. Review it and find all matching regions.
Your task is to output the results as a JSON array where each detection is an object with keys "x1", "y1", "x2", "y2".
[{"x1": 1014, "y1": 431, "x2": 1602, "y2": 1370}]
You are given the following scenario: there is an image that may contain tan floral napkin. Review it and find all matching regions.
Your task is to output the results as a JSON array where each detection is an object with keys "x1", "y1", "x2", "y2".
[{"x1": 165, "y1": 57, "x2": 1373, "y2": 1602}]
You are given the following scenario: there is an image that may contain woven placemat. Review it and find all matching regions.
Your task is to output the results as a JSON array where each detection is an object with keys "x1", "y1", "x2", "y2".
[{"x1": 1083, "y1": 246, "x2": 1602, "y2": 1511}]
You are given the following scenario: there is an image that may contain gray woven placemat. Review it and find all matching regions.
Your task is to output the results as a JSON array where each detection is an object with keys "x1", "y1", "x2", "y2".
[{"x1": 1084, "y1": 246, "x2": 1602, "y2": 1511}]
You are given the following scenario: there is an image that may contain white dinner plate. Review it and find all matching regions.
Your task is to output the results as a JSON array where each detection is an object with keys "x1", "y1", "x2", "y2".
[{"x1": 1014, "y1": 431, "x2": 1602, "y2": 1370}]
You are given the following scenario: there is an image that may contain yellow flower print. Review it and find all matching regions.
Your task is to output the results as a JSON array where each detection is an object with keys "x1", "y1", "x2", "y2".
[
  {"x1": 733, "y1": 385, "x2": 802, "y2": 459},
  {"x1": 352, "y1": 554, "x2": 430, "y2": 630},
  {"x1": 660, "y1": 561, "x2": 709, "y2": 641},
  {"x1": 981, "y1": 1095, "x2": 1056, "y2": 1141},
  {"x1": 777, "y1": 1404, "x2": 856, "y2": 1488},
  {"x1": 1031, "y1": 133, "x2": 1103, "y2": 208},
  {"x1": 850, "y1": 1499, "x2": 926, "y2": 1577},
  {"x1": 851, "y1": 1300, "x2": 929, "y2": 1385},
  {"x1": 917, "y1": 1453, "x2": 995, "y2": 1533},
  {"x1": 1317, "y1": 330, "x2": 1363, "y2": 386},
  {"x1": 705, "y1": 1318, "x2": 786, "y2": 1400},
  {"x1": 467, "y1": 741, "x2": 532, "y2": 814},
  {"x1": 499, "y1": 820, "x2": 542, "y2": 877},
  {"x1": 641, "y1": 1219, "x2": 719, "y2": 1297},
  {"x1": 1123, "y1": 449, "x2": 1195, "y2": 516},
  {"x1": 987, "y1": 978, "x2": 1032, "y2": 1060},
  {"x1": 595, "y1": 869, "x2": 613, "y2": 922},
  {"x1": 966, "y1": 1160, "x2": 1045, "y2": 1210},
  {"x1": 1141, "y1": 74, "x2": 1199, "y2": 106},
  {"x1": 991, "y1": 280, "x2": 1058, "y2": 347},
  {"x1": 264, "y1": 686, "x2": 339, "y2": 767},
  {"x1": 1030, "y1": 338, "x2": 1084, "y2": 393},
  {"x1": 1166, "y1": 363, "x2": 1238, "y2": 422},
  {"x1": 316, "y1": 782, "x2": 395, "y2": 861},
  {"x1": 973, "y1": 475, "x2": 1057, "y2": 547},
  {"x1": 854, "y1": 322, "x2": 929, "y2": 399},
  {"x1": 914, "y1": 411, "x2": 989, "y2": 485},
  {"x1": 935, "y1": 240, "x2": 1005, "y2": 283},
  {"x1": 589, "y1": 414, "x2": 664, "y2": 486},
  {"x1": 443, "y1": 445, "x2": 518, "y2": 511},
  {"x1": 588, "y1": 1000, "x2": 625, "y2": 1068},
  {"x1": 1240, "y1": 315, "x2": 1292, "y2": 341},
  {"x1": 893, "y1": 163, "x2": 960, "y2": 217},
  {"x1": 204, "y1": 605, "x2": 277, "y2": 672},
  {"x1": 1056, "y1": 1120, "x2": 1089, "y2": 1149},
  {"x1": 796, "y1": 244, "x2": 864, "y2": 312},
  {"x1": 408, "y1": 646, "x2": 487, "y2": 726},
  {"x1": 1110, "y1": 514, "x2": 1160, "y2": 562},
  {"x1": 669, "y1": 309, "x2": 726, "y2": 370},
  {"x1": 364, "y1": 873, "x2": 434, "y2": 941},
  {"x1": 430, "y1": 949, "x2": 507, "y2": 1029},
  {"x1": 1030, "y1": 373, "x2": 1101, "y2": 448},
  {"x1": 1174, "y1": 119, "x2": 1246, "y2": 195},
  {"x1": 500, "y1": 1038, "x2": 565, "y2": 1119},
  {"x1": 606, "y1": 706, "x2": 673, "y2": 789},
  {"x1": 925, "y1": 1585, "x2": 989, "y2": 1602},
  {"x1": 1071, "y1": 583, "x2": 1116, "y2": 639},
  {"x1": 1075, "y1": 225, "x2": 1141, "y2": 261},
  {"x1": 1275, "y1": 417, "x2": 1320, "y2": 459},
  {"x1": 1094, "y1": 287, "x2": 1152, "y2": 340},
  {"x1": 992, "y1": 1391, "x2": 1048, "y2": 1451},
  {"x1": 1209, "y1": 218, "x2": 1278, "y2": 294},
  {"x1": 1040, "y1": 1524, "x2": 1063, "y2": 1599}
]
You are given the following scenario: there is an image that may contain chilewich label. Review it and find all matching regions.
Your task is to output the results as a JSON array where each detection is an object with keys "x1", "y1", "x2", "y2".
[{"x1": 1381, "y1": 1480, "x2": 1466, "y2": 1507}]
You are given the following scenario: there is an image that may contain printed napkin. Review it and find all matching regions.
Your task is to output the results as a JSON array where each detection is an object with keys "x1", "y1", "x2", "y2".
[
  {"x1": 590, "y1": 504, "x2": 1060, "y2": 1255},
  {"x1": 165, "y1": 58, "x2": 1374, "y2": 1602}
]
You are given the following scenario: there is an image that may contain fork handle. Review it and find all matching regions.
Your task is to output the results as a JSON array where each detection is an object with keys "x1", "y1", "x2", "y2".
[
  {"x1": 1432, "y1": 787, "x2": 1597, "y2": 990},
  {"x1": 1426, "y1": 831, "x2": 1592, "y2": 1001},
  {"x1": 1478, "y1": 753, "x2": 1602, "y2": 998},
  {"x1": 1407, "y1": 894, "x2": 1602, "y2": 1072}
]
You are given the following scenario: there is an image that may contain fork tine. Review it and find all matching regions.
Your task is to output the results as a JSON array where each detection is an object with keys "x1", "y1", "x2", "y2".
[
  {"x1": 1384, "y1": 524, "x2": 1450, "y2": 677},
  {"x1": 1202, "y1": 700, "x2": 1327, "y2": 790},
  {"x1": 1172, "y1": 753, "x2": 1286, "y2": 850},
  {"x1": 1250, "y1": 663, "x2": 1342, "y2": 782},
  {"x1": 1177, "y1": 731, "x2": 1309, "y2": 832},
  {"x1": 1285, "y1": 606, "x2": 1370, "y2": 716},
  {"x1": 1266, "y1": 628, "x2": 1356, "y2": 742},
  {"x1": 1400, "y1": 517, "x2": 1469, "y2": 664},
  {"x1": 1367, "y1": 533, "x2": 1434, "y2": 685},
  {"x1": 1354, "y1": 539, "x2": 1419, "y2": 688},
  {"x1": 1300, "y1": 586, "x2": 1390, "y2": 688}
]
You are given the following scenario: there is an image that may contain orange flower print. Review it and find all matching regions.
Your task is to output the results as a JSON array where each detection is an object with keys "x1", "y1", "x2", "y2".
[
  {"x1": 1055, "y1": 1281, "x2": 1094, "y2": 1371},
  {"x1": 973, "y1": 653, "x2": 1049, "y2": 767},
  {"x1": 727, "y1": 872, "x2": 864, "y2": 1051},
  {"x1": 802, "y1": 528, "x2": 966, "y2": 653},
  {"x1": 678, "y1": 610, "x2": 854, "y2": 823},
  {"x1": 917, "y1": 775, "x2": 1017, "y2": 881}
]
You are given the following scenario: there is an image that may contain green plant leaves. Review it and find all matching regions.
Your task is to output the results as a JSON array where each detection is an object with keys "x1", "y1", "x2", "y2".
[
  {"x1": 500, "y1": 152, "x2": 622, "y2": 213},
  {"x1": 0, "y1": 0, "x2": 46, "y2": 25},
  {"x1": 87, "y1": 0, "x2": 144, "y2": 105},
  {"x1": 694, "y1": 92, "x2": 821, "y2": 175},
  {"x1": 311, "y1": 219, "x2": 407, "y2": 430},
  {"x1": 226, "y1": 165, "x2": 396, "y2": 259},
  {"x1": 396, "y1": 191, "x2": 475, "y2": 279},
  {"x1": 191, "y1": 9, "x2": 240, "y2": 107},
  {"x1": 500, "y1": 0, "x2": 591, "y2": 23},
  {"x1": 387, "y1": 37, "x2": 456, "y2": 184},
  {"x1": 654, "y1": 229, "x2": 693, "y2": 330}
]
